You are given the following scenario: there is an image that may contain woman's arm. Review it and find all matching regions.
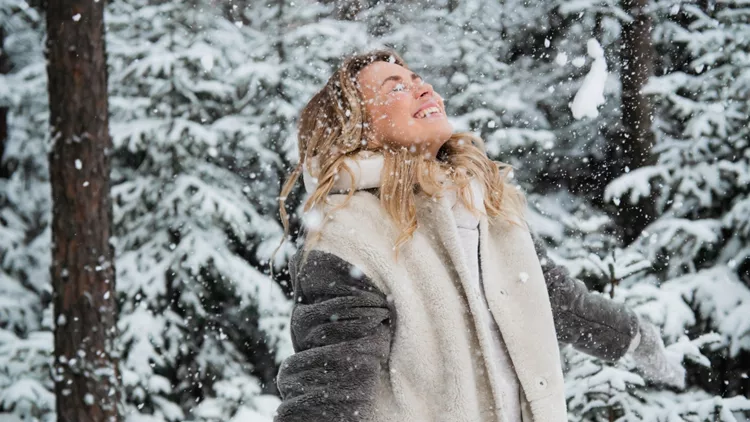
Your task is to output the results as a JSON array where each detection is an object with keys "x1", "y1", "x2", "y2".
[
  {"x1": 531, "y1": 234, "x2": 686, "y2": 388},
  {"x1": 275, "y1": 249, "x2": 393, "y2": 422},
  {"x1": 530, "y1": 234, "x2": 640, "y2": 362}
]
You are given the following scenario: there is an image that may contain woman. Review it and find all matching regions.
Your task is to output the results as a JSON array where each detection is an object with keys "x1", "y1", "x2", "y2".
[{"x1": 273, "y1": 49, "x2": 685, "y2": 422}]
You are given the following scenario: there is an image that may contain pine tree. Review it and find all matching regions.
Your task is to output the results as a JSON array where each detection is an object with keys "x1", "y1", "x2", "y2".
[
  {"x1": 544, "y1": 0, "x2": 750, "y2": 420},
  {"x1": 0, "y1": 2, "x2": 55, "y2": 421},
  {"x1": 105, "y1": 0, "x2": 293, "y2": 419},
  {"x1": 605, "y1": 0, "x2": 750, "y2": 405}
]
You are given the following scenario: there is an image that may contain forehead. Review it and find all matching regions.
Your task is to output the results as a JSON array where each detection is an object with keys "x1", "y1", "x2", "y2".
[{"x1": 357, "y1": 61, "x2": 412, "y2": 92}]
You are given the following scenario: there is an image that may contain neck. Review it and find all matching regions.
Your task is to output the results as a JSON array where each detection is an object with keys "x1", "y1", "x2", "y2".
[{"x1": 424, "y1": 137, "x2": 451, "y2": 160}]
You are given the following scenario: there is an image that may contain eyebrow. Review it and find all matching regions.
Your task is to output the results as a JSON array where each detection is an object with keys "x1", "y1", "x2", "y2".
[{"x1": 380, "y1": 72, "x2": 422, "y2": 88}]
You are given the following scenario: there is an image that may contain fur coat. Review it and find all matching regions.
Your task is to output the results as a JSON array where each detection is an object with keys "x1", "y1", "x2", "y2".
[{"x1": 274, "y1": 187, "x2": 641, "y2": 422}]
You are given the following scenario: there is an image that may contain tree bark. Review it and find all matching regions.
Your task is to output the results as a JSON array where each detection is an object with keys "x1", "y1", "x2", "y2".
[
  {"x1": 318, "y1": 0, "x2": 365, "y2": 20},
  {"x1": 0, "y1": 26, "x2": 10, "y2": 179},
  {"x1": 45, "y1": 1, "x2": 121, "y2": 421},
  {"x1": 615, "y1": 0, "x2": 657, "y2": 243}
]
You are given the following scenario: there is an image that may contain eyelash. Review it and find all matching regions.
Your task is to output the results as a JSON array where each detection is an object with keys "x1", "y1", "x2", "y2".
[{"x1": 389, "y1": 78, "x2": 424, "y2": 94}]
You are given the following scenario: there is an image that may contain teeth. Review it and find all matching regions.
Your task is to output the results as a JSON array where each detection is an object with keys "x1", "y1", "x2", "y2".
[{"x1": 415, "y1": 106, "x2": 441, "y2": 119}]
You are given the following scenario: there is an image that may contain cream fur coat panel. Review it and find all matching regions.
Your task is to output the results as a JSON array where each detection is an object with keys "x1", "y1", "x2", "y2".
[
  {"x1": 319, "y1": 190, "x2": 566, "y2": 421},
  {"x1": 275, "y1": 189, "x2": 642, "y2": 422}
]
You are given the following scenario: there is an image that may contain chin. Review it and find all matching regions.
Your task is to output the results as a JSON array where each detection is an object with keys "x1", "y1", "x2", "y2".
[
  {"x1": 436, "y1": 120, "x2": 454, "y2": 138},
  {"x1": 431, "y1": 127, "x2": 454, "y2": 146},
  {"x1": 417, "y1": 120, "x2": 452, "y2": 139}
]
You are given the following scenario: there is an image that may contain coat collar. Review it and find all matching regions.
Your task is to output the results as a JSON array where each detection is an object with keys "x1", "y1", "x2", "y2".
[
  {"x1": 301, "y1": 150, "x2": 486, "y2": 225},
  {"x1": 302, "y1": 150, "x2": 384, "y2": 194}
]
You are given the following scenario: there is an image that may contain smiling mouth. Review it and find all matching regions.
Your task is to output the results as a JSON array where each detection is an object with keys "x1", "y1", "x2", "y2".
[{"x1": 414, "y1": 106, "x2": 442, "y2": 119}]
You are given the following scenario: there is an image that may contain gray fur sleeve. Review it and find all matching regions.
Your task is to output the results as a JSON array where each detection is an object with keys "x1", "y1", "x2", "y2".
[
  {"x1": 531, "y1": 234, "x2": 639, "y2": 362},
  {"x1": 274, "y1": 249, "x2": 393, "y2": 422}
]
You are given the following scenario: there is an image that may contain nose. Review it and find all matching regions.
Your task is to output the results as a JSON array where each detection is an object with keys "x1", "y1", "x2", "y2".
[{"x1": 414, "y1": 81, "x2": 434, "y2": 99}]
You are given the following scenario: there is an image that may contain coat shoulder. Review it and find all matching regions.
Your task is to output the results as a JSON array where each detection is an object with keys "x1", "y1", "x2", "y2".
[
  {"x1": 303, "y1": 191, "x2": 398, "y2": 294},
  {"x1": 324, "y1": 191, "x2": 389, "y2": 223},
  {"x1": 312, "y1": 191, "x2": 398, "y2": 250}
]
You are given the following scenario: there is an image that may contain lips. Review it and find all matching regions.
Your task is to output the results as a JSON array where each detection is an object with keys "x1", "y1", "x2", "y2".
[{"x1": 413, "y1": 100, "x2": 441, "y2": 118}]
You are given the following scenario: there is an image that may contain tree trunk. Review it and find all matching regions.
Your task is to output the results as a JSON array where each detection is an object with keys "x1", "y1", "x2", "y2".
[
  {"x1": 318, "y1": 0, "x2": 365, "y2": 20},
  {"x1": 0, "y1": 26, "x2": 10, "y2": 179},
  {"x1": 615, "y1": 0, "x2": 657, "y2": 243},
  {"x1": 45, "y1": 1, "x2": 121, "y2": 421}
]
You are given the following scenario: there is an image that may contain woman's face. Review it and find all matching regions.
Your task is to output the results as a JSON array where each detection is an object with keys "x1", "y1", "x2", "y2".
[{"x1": 357, "y1": 61, "x2": 452, "y2": 158}]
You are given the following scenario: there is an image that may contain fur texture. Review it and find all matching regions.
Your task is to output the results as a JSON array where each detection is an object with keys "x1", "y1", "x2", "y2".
[
  {"x1": 275, "y1": 190, "x2": 639, "y2": 422},
  {"x1": 532, "y1": 237, "x2": 639, "y2": 361},
  {"x1": 275, "y1": 250, "x2": 393, "y2": 421}
]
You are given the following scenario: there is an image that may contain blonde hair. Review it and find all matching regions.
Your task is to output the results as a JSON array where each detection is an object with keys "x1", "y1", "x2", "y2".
[{"x1": 273, "y1": 49, "x2": 526, "y2": 270}]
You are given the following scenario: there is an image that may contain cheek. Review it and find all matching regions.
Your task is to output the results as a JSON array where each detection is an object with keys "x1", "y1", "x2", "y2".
[{"x1": 374, "y1": 95, "x2": 413, "y2": 125}]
